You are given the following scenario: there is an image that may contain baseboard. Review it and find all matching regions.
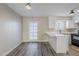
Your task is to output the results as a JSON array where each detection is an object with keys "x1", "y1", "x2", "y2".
[
  {"x1": 3, "y1": 42, "x2": 22, "y2": 56},
  {"x1": 23, "y1": 40, "x2": 48, "y2": 42}
]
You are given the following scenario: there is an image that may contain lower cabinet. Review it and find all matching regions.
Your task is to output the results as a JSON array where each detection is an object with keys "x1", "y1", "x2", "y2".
[
  {"x1": 49, "y1": 36, "x2": 57, "y2": 52},
  {"x1": 48, "y1": 35, "x2": 69, "y2": 54}
]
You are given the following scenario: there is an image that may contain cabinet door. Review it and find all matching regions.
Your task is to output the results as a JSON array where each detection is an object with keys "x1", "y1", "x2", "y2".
[
  {"x1": 73, "y1": 14, "x2": 79, "y2": 23},
  {"x1": 48, "y1": 17, "x2": 55, "y2": 28},
  {"x1": 49, "y1": 36, "x2": 57, "y2": 52},
  {"x1": 66, "y1": 20, "x2": 76, "y2": 29}
]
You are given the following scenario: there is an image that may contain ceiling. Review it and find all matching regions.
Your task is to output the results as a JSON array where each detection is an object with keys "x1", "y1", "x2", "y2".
[{"x1": 6, "y1": 3, "x2": 79, "y2": 16}]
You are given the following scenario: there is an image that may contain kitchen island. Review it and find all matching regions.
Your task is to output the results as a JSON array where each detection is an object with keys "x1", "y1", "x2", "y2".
[{"x1": 46, "y1": 32, "x2": 69, "y2": 54}]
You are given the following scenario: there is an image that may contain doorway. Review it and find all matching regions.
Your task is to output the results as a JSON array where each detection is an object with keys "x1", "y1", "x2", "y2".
[{"x1": 29, "y1": 21, "x2": 38, "y2": 41}]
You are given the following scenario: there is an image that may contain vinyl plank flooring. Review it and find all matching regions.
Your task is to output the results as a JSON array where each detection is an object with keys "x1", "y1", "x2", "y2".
[
  {"x1": 7, "y1": 42, "x2": 79, "y2": 56},
  {"x1": 7, "y1": 42, "x2": 55, "y2": 56},
  {"x1": 68, "y1": 45, "x2": 79, "y2": 56}
]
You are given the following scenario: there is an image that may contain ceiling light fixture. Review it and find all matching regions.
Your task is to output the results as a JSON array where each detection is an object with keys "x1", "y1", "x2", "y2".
[
  {"x1": 70, "y1": 9, "x2": 75, "y2": 14},
  {"x1": 25, "y1": 3, "x2": 32, "y2": 10},
  {"x1": 69, "y1": 9, "x2": 75, "y2": 16}
]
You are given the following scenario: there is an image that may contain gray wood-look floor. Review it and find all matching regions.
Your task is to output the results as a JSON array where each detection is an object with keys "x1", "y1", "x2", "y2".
[
  {"x1": 7, "y1": 42, "x2": 79, "y2": 56},
  {"x1": 7, "y1": 42, "x2": 56, "y2": 56},
  {"x1": 68, "y1": 45, "x2": 79, "y2": 56}
]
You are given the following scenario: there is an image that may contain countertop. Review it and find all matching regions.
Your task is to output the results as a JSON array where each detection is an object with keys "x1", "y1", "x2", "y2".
[{"x1": 45, "y1": 32, "x2": 68, "y2": 37}]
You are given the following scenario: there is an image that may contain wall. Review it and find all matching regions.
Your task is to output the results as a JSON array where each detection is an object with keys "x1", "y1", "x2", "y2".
[
  {"x1": 23, "y1": 17, "x2": 48, "y2": 42},
  {"x1": 0, "y1": 4, "x2": 22, "y2": 55}
]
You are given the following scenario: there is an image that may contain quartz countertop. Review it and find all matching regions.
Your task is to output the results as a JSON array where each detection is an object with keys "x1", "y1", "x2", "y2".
[{"x1": 45, "y1": 32, "x2": 68, "y2": 37}]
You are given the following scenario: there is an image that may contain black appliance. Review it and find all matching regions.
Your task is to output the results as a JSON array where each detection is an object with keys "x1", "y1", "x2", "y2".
[{"x1": 71, "y1": 30, "x2": 79, "y2": 47}]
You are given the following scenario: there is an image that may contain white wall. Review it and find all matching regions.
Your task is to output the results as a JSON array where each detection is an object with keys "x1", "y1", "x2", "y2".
[
  {"x1": 0, "y1": 4, "x2": 22, "y2": 55},
  {"x1": 23, "y1": 17, "x2": 48, "y2": 42}
]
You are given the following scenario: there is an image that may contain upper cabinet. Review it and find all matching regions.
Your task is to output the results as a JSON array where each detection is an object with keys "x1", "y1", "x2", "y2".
[
  {"x1": 48, "y1": 16, "x2": 55, "y2": 29},
  {"x1": 66, "y1": 20, "x2": 77, "y2": 29},
  {"x1": 72, "y1": 8, "x2": 79, "y2": 23},
  {"x1": 48, "y1": 16, "x2": 76, "y2": 30},
  {"x1": 73, "y1": 14, "x2": 79, "y2": 23}
]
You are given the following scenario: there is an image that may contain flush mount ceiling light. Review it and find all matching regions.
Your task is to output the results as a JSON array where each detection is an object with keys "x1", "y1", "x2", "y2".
[
  {"x1": 69, "y1": 9, "x2": 75, "y2": 16},
  {"x1": 70, "y1": 9, "x2": 75, "y2": 14},
  {"x1": 25, "y1": 3, "x2": 32, "y2": 10}
]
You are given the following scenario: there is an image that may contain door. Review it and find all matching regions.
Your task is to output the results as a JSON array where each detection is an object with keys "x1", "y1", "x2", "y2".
[{"x1": 29, "y1": 21, "x2": 38, "y2": 41}]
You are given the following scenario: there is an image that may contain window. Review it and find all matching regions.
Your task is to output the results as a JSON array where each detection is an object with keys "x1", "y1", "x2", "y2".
[{"x1": 29, "y1": 21, "x2": 38, "y2": 40}]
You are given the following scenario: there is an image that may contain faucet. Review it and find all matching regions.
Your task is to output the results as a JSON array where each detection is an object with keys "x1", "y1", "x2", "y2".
[{"x1": 59, "y1": 30, "x2": 62, "y2": 34}]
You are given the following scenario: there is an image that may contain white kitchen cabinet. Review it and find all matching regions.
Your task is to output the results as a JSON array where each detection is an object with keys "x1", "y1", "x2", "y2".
[
  {"x1": 48, "y1": 16, "x2": 55, "y2": 28},
  {"x1": 73, "y1": 14, "x2": 79, "y2": 23},
  {"x1": 46, "y1": 32, "x2": 69, "y2": 53},
  {"x1": 66, "y1": 20, "x2": 76, "y2": 29},
  {"x1": 49, "y1": 36, "x2": 57, "y2": 52},
  {"x1": 73, "y1": 15, "x2": 79, "y2": 23}
]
